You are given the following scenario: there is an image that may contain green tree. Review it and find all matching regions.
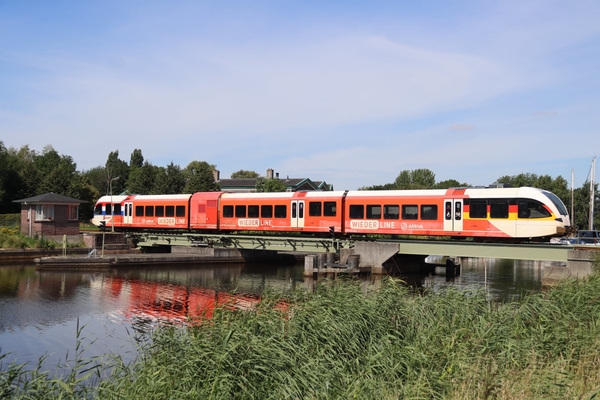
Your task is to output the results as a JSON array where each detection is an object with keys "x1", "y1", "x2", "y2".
[
  {"x1": 231, "y1": 170, "x2": 260, "y2": 179},
  {"x1": 130, "y1": 149, "x2": 144, "y2": 170},
  {"x1": 183, "y1": 161, "x2": 220, "y2": 193},
  {"x1": 81, "y1": 166, "x2": 108, "y2": 198},
  {"x1": 433, "y1": 179, "x2": 467, "y2": 189},
  {"x1": 106, "y1": 150, "x2": 129, "y2": 195},
  {"x1": 127, "y1": 161, "x2": 158, "y2": 194},
  {"x1": 394, "y1": 169, "x2": 436, "y2": 189},
  {"x1": 256, "y1": 177, "x2": 287, "y2": 192},
  {"x1": 358, "y1": 183, "x2": 397, "y2": 190},
  {"x1": 67, "y1": 173, "x2": 101, "y2": 220},
  {"x1": 153, "y1": 162, "x2": 186, "y2": 194}
]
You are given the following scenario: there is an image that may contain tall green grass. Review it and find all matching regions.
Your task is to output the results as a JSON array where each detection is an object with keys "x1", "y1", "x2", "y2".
[{"x1": 3, "y1": 261, "x2": 600, "y2": 399}]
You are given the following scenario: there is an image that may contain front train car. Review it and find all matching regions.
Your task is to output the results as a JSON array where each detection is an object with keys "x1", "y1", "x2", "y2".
[
  {"x1": 461, "y1": 186, "x2": 570, "y2": 240},
  {"x1": 92, "y1": 195, "x2": 128, "y2": 229}
]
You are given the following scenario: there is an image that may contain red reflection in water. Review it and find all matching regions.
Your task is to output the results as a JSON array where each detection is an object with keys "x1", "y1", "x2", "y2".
[{"x1": 105, "y1": 277, "x2": 286, "y2": 324}]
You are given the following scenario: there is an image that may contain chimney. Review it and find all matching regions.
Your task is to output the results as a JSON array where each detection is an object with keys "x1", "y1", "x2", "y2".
[
  {"x1": 213, "y1": 169, "x2": 220, "y2": 181},
  {"x1": 266, "y1": 168, "x2": 274, "y2": 179}
]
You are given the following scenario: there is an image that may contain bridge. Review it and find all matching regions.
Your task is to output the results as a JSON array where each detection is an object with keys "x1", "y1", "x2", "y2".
[{"x1": 127, "y1": 232, "x2": 598, "y2": 281}]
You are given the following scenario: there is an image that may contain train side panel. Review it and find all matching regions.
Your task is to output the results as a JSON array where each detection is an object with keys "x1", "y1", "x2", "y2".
[
  {"x1": 189, "y1": 192, "x2": 222, "y2": 230},
  {"x1": 343, "y1": 190, "x2": 447, "y2": 236},
  {"x1": 122, "y1": 194, "x2": 192, "y2": 230},
  {"x1": 218, "y1": 191, "x2": 345, "y2": 234}
]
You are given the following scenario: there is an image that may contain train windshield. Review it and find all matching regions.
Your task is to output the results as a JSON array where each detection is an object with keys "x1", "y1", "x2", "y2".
[{"x1": 542, "y1": 191, "x2": 568, "y2": 216}]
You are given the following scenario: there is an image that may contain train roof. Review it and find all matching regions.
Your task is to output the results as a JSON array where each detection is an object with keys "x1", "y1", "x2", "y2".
[
  {"x1": 221, "y1": 191, "x2": 347, "y2": 199},
  {"x1": 126, "y1": 194, "x2": 192, "y2": 200}
]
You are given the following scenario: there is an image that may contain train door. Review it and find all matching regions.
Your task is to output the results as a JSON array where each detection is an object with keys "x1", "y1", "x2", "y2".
[
  {"x1": 291, "y1": 200, "x2": 305, "y2": 228},
  {"x1": 443, "y1": 199, "x2": 463, "y2": 232},
  {"x1": 123, "y1": 202, "x2": 133, "y2": 225}
]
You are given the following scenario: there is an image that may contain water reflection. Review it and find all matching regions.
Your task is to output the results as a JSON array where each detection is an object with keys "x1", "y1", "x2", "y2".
[{"x1": 0, "y1": 258, "x2": 551, "y2": 371}]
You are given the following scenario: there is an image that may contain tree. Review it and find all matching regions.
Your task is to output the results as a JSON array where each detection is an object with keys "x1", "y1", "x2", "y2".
[
  {"x1": 434, "y1": 179, "x2": 467, "y2": 189},
  {"x1": 231, "y1": 170, "x2": 260, "y2": 179},
  {"x1": 358, "y1": 183, "x2": 397, "y2": 190},
  {"x1": 106, "y1": 150, "x2": 129, "y2": 195},
  {"x1": 67, "y1": 173, "x2": 100, "y2": 220},
  {"x1": 153, "y1": 162, "x2": 186, "y2": 194},
  {"x1": 127, "y1": 161, "x2": 158, "y2": 195},
  {"x1": 394, "y1": 169, "x2": 436, "y2": 189},
  {"x1": 183, "y1": 161, "x2": 220, "y2": 193},
  {"x1": 130, "y1": 149, "x2": 144, "y2": 170},
  {"x1": 256, "y1": 177, "x2": 287, "y2": 192}
]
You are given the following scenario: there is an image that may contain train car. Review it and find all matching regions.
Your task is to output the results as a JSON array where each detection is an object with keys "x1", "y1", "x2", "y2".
[
  {"x1": 116, "y1": 194, "x2": 192, "y2": 230},
  {"x1": 91, "y1": 195, "x2": 129, "y2": 229},
  {"x1": 342, "y1": 186, "x2": 569, "y2": 240},
  {"x1": 214, "y1": 191, "x2": 346, "y2": 234},
  {"x1": 91, "y1": 185, "x2": 570, "y2": 241}
]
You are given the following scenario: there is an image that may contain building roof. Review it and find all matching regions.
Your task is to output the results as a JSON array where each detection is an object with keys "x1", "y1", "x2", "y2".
[
  {"x1": 12, "y1": 193, "x2": 87, "y2": 204},
  {"x1": 218, "y1": 177, "x2": 333, "y2": 192}
]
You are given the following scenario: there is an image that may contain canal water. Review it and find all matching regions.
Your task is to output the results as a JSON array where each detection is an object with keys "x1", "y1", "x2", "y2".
[{"x1": 0, "y1": 259, "x2": 557, "y2": 373}]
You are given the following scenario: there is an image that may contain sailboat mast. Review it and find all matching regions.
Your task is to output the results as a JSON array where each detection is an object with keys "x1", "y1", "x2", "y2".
[
  {"x1": 590, "y1": 157, "x2": 596, "y2": 230},
  {"x1": 571, "y1": 169, "x2": 574, "y2": 228}
]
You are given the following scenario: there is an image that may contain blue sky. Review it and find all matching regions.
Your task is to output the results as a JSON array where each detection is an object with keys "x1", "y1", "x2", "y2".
[{"x1": 1, "y1": 1, "x2": 599, "y2": 190}]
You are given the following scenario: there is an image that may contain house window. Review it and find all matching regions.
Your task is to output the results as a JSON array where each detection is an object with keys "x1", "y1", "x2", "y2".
[
  {"x1": 68, "y1": 205, "x2": 78, "y2": 220},
  {"x1": 35, "y1": 204, "x2": 54, "y2": 220}
]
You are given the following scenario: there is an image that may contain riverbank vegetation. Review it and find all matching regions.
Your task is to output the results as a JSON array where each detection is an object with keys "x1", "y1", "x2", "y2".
[{"x1": 2, "y1": 261, "x2": 600, "y2": 399}]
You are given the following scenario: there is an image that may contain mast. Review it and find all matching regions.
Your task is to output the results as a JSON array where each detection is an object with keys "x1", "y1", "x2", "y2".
[
  {"x1": 571, "y1": 169, "x2": 574, "y2": 228},
  {"x1": 590, "y1": 157, "x2": 596, "y2": 230}
]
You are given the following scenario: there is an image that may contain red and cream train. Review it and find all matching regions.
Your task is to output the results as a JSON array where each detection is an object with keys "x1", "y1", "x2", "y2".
[{"x1": 92, "y1": 186, "x2": 570, "y2": 241}]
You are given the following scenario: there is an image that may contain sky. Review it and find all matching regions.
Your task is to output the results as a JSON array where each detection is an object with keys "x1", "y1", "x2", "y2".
[{"x1": 1, "y1": 1, "x2": 599, "y2": 191}]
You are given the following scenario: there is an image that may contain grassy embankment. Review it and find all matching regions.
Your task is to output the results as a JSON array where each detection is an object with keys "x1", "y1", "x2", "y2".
[
  {"x1": 2, "y1": 259, "x2": 600, "y2": 399},
  {"x1": 0, "y1": 213, "x2": 87, "y2": 249}
]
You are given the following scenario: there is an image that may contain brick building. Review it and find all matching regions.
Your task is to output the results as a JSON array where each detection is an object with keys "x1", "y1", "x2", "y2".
[{"x1": 13, "y1": 193, "x2": 85, "y2": 241}]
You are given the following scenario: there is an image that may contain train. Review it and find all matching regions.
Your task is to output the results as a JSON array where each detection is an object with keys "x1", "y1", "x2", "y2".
[{"x1": 91, "y1": 186, "x2": 570, "y2": 241}]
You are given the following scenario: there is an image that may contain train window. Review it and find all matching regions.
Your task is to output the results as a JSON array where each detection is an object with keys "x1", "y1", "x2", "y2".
[
  {"x1": 292, "y1": 202, "x2": 296, "y2": 218},
  {"x1": 223, "y1": 205, "x2": 234, "y2": 218},
  {"x1": 156, "y1": 206, "x2": 164, "y2": 217},
  {"x1": 518, "y1": 201, "x2": 550, "y2": 219},
  {"x1": 261, "y1": 205, "x2": 273, "y2": 218},
  {"x1": 402, "y1": 205, "x2": 418, "y2": 220},
  {"x1": 176, "y1": 206, "x2": 185, "y2": 217},
  {"x1": 114, "y1": 204, "x2": 122, "y2": 214},
  {"x1": 145, "y1": 206, "x2": 154, "y2": 217},
  {"x1": 324, "y1": 202, "x2": 337, "y2": 217},
  {"x1": 275, "y1": 205, "x2": 286, "y2": 218},
  {"x1": 309, "y1": 202, "x2": 322, "y2": 217},
  {"x1": 135, "y1": 206, "x2": 144, "y2": 217},
  {"x1": 299, "y1": 202, "x2": 304, "y2": 218},
  {"x1": 384, "y1": 205, "x2": 399, "y2": 219},
  {"x1": 248, "y1": 205, "x2": 259, "y2": 218},
  {"x1": 490, "y1": 201, "x2": 509, "y2": 218},
  {"x1": 469, "y1": 201, "x2": 487, "y2": 218},
  {"x1": 350, "y1": 205, "x2": 364, "y2": 219},
  {"x1": 166, "y1": 206, "x2": 175, "y2": 217},
  {"x1": 106, "y1": 204, "x2": 112, "y2": 216},
  {"x1": 445, "y1": 202, "x2": 452, "y2": 220},
  {"x1": 235, "y1": 205, "x2": 246, "y2": 218},
  {"x1": 421, "y1": 205, "x2": 438, "y2": 220},
  {"x1": 94, "y1": 204, "x2": 103, "y2": 215},
  {"x1": 366, "y1": 205, "x2": 381, "y2": 219}
]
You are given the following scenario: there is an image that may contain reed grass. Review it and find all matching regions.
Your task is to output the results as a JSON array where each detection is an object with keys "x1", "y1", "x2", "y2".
[{"x1": 3, "y1": 260, "x2": 600, "y2": 399}]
